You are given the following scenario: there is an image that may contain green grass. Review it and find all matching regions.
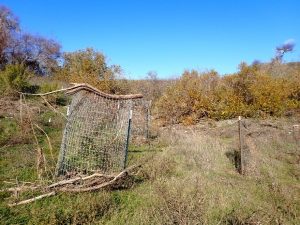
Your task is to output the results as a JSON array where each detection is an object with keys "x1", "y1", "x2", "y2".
[{"x1": 0, "y1": 118, "x2": 18, "y2": 145}]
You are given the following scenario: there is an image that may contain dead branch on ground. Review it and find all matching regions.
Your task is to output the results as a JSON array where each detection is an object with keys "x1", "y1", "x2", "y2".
[{"x1": 6, "y1": 164, "x2": 141, "y2": 207}]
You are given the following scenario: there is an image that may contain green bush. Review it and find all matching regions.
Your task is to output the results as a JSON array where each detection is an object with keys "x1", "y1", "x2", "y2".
[{"x1": 0, "y1": 63, "x2": 33, "y2": 96}]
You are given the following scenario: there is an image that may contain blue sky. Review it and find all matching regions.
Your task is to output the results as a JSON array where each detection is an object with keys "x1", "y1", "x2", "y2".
[{"x1": 2, "y1": 0, "x2": 300, "y2": 78}]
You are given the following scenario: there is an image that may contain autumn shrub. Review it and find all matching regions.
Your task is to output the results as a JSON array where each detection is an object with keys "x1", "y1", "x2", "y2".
[
  {"x1": 211, "y1": 84, "x2": 251, "y2": 119},
  {"x1": 156, "y1": 63, "x2": 300, "y2": 124},
  {"x1": 55, "y1": 48, "x2": 127, "y2": 94},
  {"x1": 156, "y1": 70, "x2": 219, "y2": 125},
  {"x1": 287, "y1": 70, "x2": 300, "y2": 103},
  {"x1": 249, "y1": 75, "x2": 291, "y2": 116}
]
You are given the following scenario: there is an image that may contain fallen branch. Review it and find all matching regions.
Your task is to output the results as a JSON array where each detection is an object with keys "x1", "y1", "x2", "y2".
[
  {"x1": 59, "y1": 170, "x2": 127, "y2": 193},
  {"x1": 47, "y1": 173, "x2": 114, "y2": 189},
  {"x1": 8, "y1": 191, "x2": 56, "y2": 207},
  {"x1": 40, "y1": 95, "x2": 67, "y2": 119},
  {"x1": 34, "y1": 123, "x2": 56, "y2": 164},
  {"x1": 2, "y1": 173, "x2": 115, "y2": 193},
  {"x1": 8, "y1": 164, "x2": 141, "y2": 207}
]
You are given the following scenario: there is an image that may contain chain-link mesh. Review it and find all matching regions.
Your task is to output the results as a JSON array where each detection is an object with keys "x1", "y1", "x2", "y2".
[{"x1": 56, "y1": 89, "x2": 139, "y2": 175}]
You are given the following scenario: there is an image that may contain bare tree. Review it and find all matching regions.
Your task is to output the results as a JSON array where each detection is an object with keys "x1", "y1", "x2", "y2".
[
  {"x1": 9, "y1": 33, "x2": 61, "y2": 75},
  {"x1": 0, "y1": 5, "x2": 19, "y2": 68},
  {"x1": 274, "y1": 39, "x2": 296, "y2": 62},
  {"x1": 0, "y1": 5, "x2": 61, "y2": 75}
]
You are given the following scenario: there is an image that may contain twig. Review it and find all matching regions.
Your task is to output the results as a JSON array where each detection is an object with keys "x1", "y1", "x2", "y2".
[
  {"x1": 34, "y1": 124, "x2": 55, "y2": 164},
  {"x1": 8, "y1": 191, "x2": 56, "y2": 207},
  {"x1": 22, "y1": 95, "x2": 46, "y2": 179},
  {"x1": 40, "y1": 95, "x2": 67, "y2": 119}
]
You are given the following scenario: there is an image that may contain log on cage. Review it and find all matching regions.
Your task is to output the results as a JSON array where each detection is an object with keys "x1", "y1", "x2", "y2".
[{"x1": 56, "y1": 84, "x2": 142, "y2": 176}]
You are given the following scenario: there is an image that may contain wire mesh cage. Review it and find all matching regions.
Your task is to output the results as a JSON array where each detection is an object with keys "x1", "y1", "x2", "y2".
[{"x1": 56, "y1": 84, "x2": 142, "y2": 176}]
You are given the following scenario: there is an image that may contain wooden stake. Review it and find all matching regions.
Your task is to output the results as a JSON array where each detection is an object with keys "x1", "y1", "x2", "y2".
[{"x1": 293, "y1": 124, "x2": 299, "y2": 147}]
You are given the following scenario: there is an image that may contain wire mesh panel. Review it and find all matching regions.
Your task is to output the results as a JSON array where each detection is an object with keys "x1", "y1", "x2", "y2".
[
  {"x1": 131, "y1": 99, "x2": 151, "y2": 139},
  {"x1": 56, "y1": 87, "x2": 141, "y2": 176}
]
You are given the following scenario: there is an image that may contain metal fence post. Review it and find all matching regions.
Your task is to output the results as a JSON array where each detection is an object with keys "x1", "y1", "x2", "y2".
[
  {"x1": 146, "y1": 100, "x2": 152, "y2": 139},
  {"x1": 238, "y1": 116, "x2": 244, "y2": 175},
  {"x1": 124, "y1": 109, "x2": 133, "y2": 169}
]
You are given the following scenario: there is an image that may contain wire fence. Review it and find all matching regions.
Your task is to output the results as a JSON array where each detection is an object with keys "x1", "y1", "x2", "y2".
[
  {"x1": 56, "y1": 86, "x2": 145, "y2": 176},
  {"x1": 217, "y1": 117, "x2": 300, "y2": 175},
  {"x1": 131, "y1": 99, "x2": 152, "y2": 139}
]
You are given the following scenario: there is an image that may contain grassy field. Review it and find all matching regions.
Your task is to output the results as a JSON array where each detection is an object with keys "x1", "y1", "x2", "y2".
[{"x1": 0, "y1": 99, "x2": 300, "y2": 224}]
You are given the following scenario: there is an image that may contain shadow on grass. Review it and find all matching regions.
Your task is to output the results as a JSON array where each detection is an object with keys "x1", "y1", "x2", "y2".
[{"x1": 225, "y1": 149, "x2": 241, "y2": 173}]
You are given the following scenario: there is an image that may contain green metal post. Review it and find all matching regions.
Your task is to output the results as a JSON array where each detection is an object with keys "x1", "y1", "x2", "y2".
[{"x1": 124, "y1": 109, "x2": 132, "y2": 169}]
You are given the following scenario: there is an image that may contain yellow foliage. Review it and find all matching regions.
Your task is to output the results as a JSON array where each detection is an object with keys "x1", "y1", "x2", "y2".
[
  {"x1": 249, "y1": 75, "x2": 290, "y2": 116},
  {"x1": 55, "y1": 48, "x2": 123, "y2": 94},
  {"x1": 156, "y1": 64, "x2": 300, "y2": 125}
]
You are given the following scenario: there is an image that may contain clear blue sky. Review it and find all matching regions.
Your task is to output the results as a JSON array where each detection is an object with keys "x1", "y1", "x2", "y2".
[{"x1": 2, "y1": 0, "x2": 300, "y2": 78}]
